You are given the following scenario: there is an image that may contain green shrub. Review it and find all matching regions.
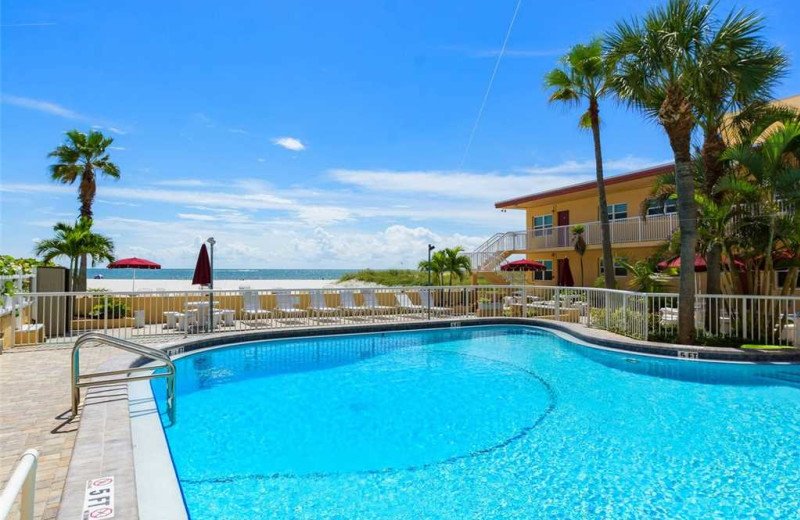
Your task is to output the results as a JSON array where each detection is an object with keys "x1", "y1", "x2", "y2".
[{"x1": 89, "y1": 299, "x2": 128, "y2": 319}]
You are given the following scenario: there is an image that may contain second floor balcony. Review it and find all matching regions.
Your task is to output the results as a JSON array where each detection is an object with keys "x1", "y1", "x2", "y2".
[{"x1": 497, "y1": 213, "x2": 680, "y2": 252}]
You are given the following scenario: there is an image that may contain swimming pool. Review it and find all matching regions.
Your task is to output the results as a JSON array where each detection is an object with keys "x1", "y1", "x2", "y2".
[{"x1": 151, "y1": 325, "x2": 800, "y2": 519}]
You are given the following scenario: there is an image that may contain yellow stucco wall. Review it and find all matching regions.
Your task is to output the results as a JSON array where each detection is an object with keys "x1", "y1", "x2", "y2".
[
  {"x1": 520, "y1": 175, "x2": 658, "y2": 231},
  {"x1": 525, "y1": 246, "x2": 660, "y2": 289}
]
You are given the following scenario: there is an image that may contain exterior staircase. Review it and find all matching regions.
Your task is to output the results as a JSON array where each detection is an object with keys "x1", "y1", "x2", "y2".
[{"x1": 463, "y1": 231, "x2": 529, "y2": 284}]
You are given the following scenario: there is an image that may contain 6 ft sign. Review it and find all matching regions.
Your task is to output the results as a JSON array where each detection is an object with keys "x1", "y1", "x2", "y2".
[{"x1": 82, "y1": 476, "x2": 115, "y2": 519}]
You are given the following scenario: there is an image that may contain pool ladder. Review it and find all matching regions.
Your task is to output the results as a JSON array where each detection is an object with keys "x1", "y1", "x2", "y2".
[{"x1": 71, "y1": 332, "x2": 176, "y2": 425}]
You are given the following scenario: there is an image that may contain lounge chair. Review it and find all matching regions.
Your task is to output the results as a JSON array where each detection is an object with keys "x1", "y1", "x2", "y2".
[
  {"x1": 242, "y1": 290, "x2": 271, "y2": 321},
  {"x1": 419, "y1": 290, "x2": 451, "y2": 314},
  {"x1": 275, "y1": 291, "x2": 307, "y2": 318},
  {"x1": 339, "y1": 290, "x2": 370, "y2": 315},
  {"x1": 309, "y1": 290, "x2": 338, "y2": 316},
  {"x1": 362, "y1": 289, "x2": 394, "y2": 315},
  {"x1": 396, "y1": 293, "x2": 425, "y2": 312}
]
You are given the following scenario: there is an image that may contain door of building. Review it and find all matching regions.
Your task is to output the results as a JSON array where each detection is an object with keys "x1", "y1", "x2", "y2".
[{"x1": 557, "y1": 210, "x2": 570, "y2": 247}]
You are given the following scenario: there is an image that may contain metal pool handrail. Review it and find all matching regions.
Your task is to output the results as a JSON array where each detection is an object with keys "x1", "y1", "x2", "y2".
[
  {"x1": 0, "y1": 449, "x2": 38, "y2": 520},
  {"x1": 71, "y1": 332, "x2": 176, "y2": 425}
]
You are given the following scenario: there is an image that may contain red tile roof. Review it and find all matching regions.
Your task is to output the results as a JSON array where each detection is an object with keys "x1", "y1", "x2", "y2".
[{"x1": 494, "y1": 163, "x2": 675, "y2": 208}]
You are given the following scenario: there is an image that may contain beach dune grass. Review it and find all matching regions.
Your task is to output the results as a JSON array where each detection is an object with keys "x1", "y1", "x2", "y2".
[{"x1": 339, "y1": 269, "x2": 492, "y2": 286}]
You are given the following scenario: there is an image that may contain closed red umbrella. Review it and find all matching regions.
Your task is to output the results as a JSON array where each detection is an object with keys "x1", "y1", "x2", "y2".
[
  {"x1": 192, "y1": 244, "x2": 211, "y2": 286},
  {"x1": 557, "y1": 258, "x2": 575, "y2": 287},
  {"x1": 107, "y1": 257, "x2": 161, "y2": 291}
]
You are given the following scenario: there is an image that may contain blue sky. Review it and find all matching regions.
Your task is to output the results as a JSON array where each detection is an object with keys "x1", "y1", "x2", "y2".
[{"x1": 1, "y1": 0, "x2": 798, "y2": 268}]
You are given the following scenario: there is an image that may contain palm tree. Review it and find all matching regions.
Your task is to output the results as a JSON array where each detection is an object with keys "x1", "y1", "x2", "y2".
[
  {"x1": 571, "y1": 225, "x2": 587, "y2": 286},
  {"x1": 606, "y1": 0, "x2": 711, "y2": 343},
  {"x1": 418, "y1": 251, "x2": 447, "y2": 286},
  {"x1": 49, "y1": 130, "x2": 120, "y2": 290},
  {"x1": 441, "y1": 247, "x2": 472, "y2": 285},
  {"x1": 545, "y1": 39, "x2": 615, "y2": 290},
  {"x1": 692, "y1": 8, "x2": 787, "y2": 297},
  {"x1": 34, "y1": 219, "x2": 115, "y2": 290},
  {"x1": 718, "y1": 119, "x2": 800, "y2": 296},
  {"x1": 618, "y1": 259, "x2": 671, "y2": 293}
]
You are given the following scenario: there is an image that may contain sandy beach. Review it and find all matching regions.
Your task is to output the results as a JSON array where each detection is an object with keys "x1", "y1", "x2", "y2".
[{"x1": 87, "y1": 278, "x2": 383, "y2": 292}]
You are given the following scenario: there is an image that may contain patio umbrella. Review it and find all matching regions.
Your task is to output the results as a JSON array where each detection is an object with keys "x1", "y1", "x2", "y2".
[
  {"x1": 192, "y1": 244, "x2": 212, "y2": 286},
  {"x1": 657, "y1": 254, "x2": 746, "y2": 272},
  {"x1": 107, "y1": 257, "x2": 161, "y2": 292},
  {"x1": 557, "y1": 258, "x2": 575, "y2": 287},
  {"x1": 500, "y1": 259, "x2": 546, "y2": 286}
]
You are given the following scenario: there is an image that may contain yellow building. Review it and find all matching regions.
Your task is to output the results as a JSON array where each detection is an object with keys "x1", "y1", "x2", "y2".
[
  {"x1": 470, "y1": 95, "x2": 800, "y2": 290},
  {"x1": 473, "y1": 164, "x2": 675, "y2": 288}
]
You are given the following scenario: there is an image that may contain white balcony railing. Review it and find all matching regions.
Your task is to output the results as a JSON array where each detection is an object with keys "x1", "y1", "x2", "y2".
[{"x1": 464, "y1": 214, "x2": 680, "y2": 271}]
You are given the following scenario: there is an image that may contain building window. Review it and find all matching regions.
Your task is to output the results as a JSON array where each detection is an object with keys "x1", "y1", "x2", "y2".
[
  {"x1": 534, "y1": 260, "x2": 553, "y2": 281},
  {"x1": 605, "y1": 203, "x2": 628, "y2": 221},
  {"x1": 533, "y1": 214, "x2": 553, "y2": 236},
  {"x1": 599, "y1": 258, "x2": 628, "y2": 277},
  {"x1": 647, "y1": 200, "x2": 677, "y2": 216},
  {"x1": 777, "y1": 270, "x2": 800, "y2": 288}
]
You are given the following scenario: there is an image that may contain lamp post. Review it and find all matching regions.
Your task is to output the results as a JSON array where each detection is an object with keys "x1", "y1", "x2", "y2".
[
  {"x1": 427, "y1": 244, "x2": 435, "y2": 320},
  {"x1": 207, "y1": 237, "x2": 216, "y2": 332}
]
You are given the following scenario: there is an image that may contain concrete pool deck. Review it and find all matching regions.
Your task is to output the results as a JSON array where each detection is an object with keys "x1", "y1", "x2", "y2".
[{"x1": 2, "y1": 318, "x2": 799, "y2": 520}]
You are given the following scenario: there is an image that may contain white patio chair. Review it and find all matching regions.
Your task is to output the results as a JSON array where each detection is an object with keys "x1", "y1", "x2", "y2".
[
  {"x1": 176, "y1": 310, "x2": 198, "y2": 331},
  {"x1": 163, "y1": 311, "x2": 180, "y2": 329},
  {"x1": 242, "y1": 290, "x2": 270, "y2": 321},
  {"x1": 275, "y1": 292, "x2": 307, "y2": 318},
  {"x1": 216, "y1": 309, "x2": 235, "y2": 327},
  {"x1": 396, "y1": 292, "x2": 424, "y2": 311},
  {"x1": 309, "y1": 290, "x2": 338, "y2": 316},
  {"x1": 363, "y1": 289, "x2": 394, "y2": 315},
  {"x1": 419, "y1": 290, "x2": 451, "y2": 314},
  {"x1": 339, "y1": 290, "x2": 370, "y2": 315}
]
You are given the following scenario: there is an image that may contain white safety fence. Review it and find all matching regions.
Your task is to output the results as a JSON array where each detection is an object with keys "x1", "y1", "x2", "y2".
[{"x1": 2, "y1": 286, "x2": 799, "y2": 348}]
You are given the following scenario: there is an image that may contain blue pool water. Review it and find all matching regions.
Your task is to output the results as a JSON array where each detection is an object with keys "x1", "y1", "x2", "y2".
[{"x1": 152, "y1": 326, "x2": 800, "y2": 519}]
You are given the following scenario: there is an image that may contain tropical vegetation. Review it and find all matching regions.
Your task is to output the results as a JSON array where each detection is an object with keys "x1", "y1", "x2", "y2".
[
  {"x1": 48, "y1": 130, "x2": 120, "y2": 290},
  {"x1": 34, "y1": 219, "x2": 116, "y2": 291}
]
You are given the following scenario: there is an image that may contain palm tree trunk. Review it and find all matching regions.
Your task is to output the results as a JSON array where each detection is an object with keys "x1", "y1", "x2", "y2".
[
  {"x1": 660, "y1": 89, "x2": 697, "y2": 344},
  {"x1": 702, "y1": 131, "x2": 726, "y2": 297},
  {"x1": 580, "y1": 256, "x2": 584, "y2": 286},
  {"x1": 76, "y1": 167, "x2": 95, "y2": 293},
  {"x1": 674, "y1": 157, "x2": 697, "y2": 344},
  {"x1": 590, "y1": 100, "x2": 615, "y2": 290}
]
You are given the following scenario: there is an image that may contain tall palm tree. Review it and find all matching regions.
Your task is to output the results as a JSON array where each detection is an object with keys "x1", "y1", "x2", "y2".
[
  {"x1": 545, "y1": 39, "x2": 616, "y2": 290},
  {"x1": 34, "y1": 219, "x2": 115, "y2": 290},
  {"x1": 606, "y1": 0, "x2": 711, "y2": 343},
  {"x1": 571, "y1": 225, "x2": 587, "y2": 286},
  {"x1": 49, "y1": 130, "x2": 120, "y2": 290},
  {"x1": 692, "y1": 8, "x2": 787, "y2": 296},
  {"x1": 441, "y1": 247, "x2": 473, "y2": 285}
]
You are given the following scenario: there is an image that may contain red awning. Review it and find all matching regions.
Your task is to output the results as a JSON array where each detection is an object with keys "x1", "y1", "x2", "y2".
[
  {"x1": 107, "y1": 257, "x2": 161, "y2": 269},
  {"x1": 500, "y1": 259, "x2": 546, "y2": 272},
  {"x1": 192, "y1": 244, "x2": 212, "y2": 286}
]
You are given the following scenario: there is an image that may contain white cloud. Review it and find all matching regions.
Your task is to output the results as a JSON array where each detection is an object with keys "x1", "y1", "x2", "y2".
[
  {"x1": 1, "y1": 94, "x2": 87, "y2": 120},
  {"x1": 272, "y1": 137, "x2": 306, "y2": 151},
  {"x1": 520, "y1": 156, "x2": 665, "y2": 175},
  {"x1": 109, "y1": 146, "x2": 126, "y2": 151},
  {"x1": 228, "y1": 128, "x2": 248, "y2": 134},
  {"x1": 107, "y1": 127, "x2": 127, "y2": 135},
  {"x1": 257, "y1": 158, "x2": 265, "y2": 163},
  {"x1": 154, "y1": 179, "x2": 220, "y2": 187},
  {"x1": 331, "y1": 156, "x2": 667, "y2": 202}
]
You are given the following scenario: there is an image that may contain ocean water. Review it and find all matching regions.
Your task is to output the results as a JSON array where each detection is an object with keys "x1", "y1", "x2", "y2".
[
  {"x1": 152, "y1": 326, "x2": 800, "y2": 520},
  {"x1": 88, "y1": 268, "x2": 356, "y2": 280}
]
